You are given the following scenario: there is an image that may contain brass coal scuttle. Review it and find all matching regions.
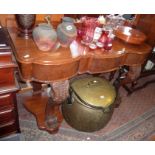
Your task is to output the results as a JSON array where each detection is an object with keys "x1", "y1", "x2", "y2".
[{"x1": 62, "y1": 77, "x2": 116, "y2": 132}]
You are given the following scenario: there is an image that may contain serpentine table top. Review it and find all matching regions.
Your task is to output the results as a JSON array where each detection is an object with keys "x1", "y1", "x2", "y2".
[{"x1": 8, "y1": 26, "x2": 151, "y2": 83}]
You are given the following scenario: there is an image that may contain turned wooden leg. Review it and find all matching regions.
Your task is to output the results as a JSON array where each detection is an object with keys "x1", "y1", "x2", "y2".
[
  {"x1": 44, "y1": 80, "x2": 69, "y2": 133},
  {"x1": 113, "y1": 66, "x2": 141, "y2": 106},
  {"x1": 121, "y1": 65, "x2": 142, "y2": 95},
  {"x1": 45, "y1": 98, "x2": 63, "y2": 133}
]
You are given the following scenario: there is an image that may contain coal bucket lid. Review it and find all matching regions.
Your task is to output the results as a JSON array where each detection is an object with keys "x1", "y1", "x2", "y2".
[{"x1": 70, "y1": 77, "x2": 116, "y2": 108}]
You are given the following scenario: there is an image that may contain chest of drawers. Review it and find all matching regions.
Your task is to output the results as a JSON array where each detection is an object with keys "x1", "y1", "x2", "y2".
[{"x1": 0, "y1": 27, "x2": 20, "y2": 138}]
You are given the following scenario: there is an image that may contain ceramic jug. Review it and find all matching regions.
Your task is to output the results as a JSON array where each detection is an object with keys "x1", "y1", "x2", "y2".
[
  {"x1": 57, "y1": 17, "x2": 77, "y2": 47},
  {"x1": 32, "y1": 22, "x2": 57, "y2": 51}
]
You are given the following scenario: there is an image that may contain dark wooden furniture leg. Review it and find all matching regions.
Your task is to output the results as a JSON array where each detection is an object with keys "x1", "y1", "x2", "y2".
[
  {"x1": 23, "y1": 80, "x2": 69, "y2": 133},
  {"x1": 31, "y1": 81, "x2": 42, "y2": 94},
  {"x1": 23, "y1": 90, "x2": 63, "y2": 133},
  {"x1": 113, "y1": 68, "x2": 124, "y2": 108},
  {"x1": 44, "y1": 81, "x2": 69, "y2": 133},
  {"x1": 130, "y1": 53, "x2": 155, "y2": 92},
  {"x1": 113, "y1": 66, "x2": 141, "y2": 107},
  {"x1": 114, "y1": 65, "x2": 141, "y2": 95},
  {"x1": 45, "y1": 98, "x2": 63, "y2": 133},
  {"x1": 109, "y1": 70, "x2": 116, "y2": 81}
]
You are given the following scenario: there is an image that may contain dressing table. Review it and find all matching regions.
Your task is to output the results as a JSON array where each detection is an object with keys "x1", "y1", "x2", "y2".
[{"x1": 6, "y1": 18, "x2": 151, "y2": 133}]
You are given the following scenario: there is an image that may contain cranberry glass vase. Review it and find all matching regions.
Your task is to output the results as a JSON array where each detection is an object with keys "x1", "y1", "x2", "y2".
[{"x1": 81, "y1": 17, "x2": 100, "y2": 45}]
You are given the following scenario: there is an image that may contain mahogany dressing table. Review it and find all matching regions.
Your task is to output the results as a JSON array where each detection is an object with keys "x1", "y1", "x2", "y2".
[{"x1": 7, "y1": 22, "x2": 151, "y2": 133}]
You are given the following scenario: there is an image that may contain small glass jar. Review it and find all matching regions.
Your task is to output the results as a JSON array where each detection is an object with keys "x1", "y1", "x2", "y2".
[
  {"x1": 97, "y1": 31, "x2": 108, "y2": 48},
  {"x1": 105, "y1": 14, "x2": 125, "y2": 30},
  {"x1": 93, "y1": 27, "x2": 103, "y2": 42},
  {"x1": 97, "y1": 26, "x2": 111, "y2": 48},
  {"x1": 104, "y1": 37, "x2": 113, "y2": 50}
]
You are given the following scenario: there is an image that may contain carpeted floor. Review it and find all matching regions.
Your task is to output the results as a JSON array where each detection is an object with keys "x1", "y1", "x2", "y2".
[{"x1": 17, "y1": 74, "x2": 155, "y2": 141}]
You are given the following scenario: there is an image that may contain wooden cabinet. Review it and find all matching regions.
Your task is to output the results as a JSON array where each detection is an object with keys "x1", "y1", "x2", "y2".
[
  {"x1": 134, "y1": 14, "x2": 155, "y2": 47},
  {"x1": 0, "y1": 27, "x2": 20, "y2": 138}
]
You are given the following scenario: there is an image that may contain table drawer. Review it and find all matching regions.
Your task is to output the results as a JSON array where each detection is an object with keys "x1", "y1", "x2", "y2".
[
  {"x1": 0, "y1": 67, "x2": 15, "y2": 88},
  {"x1": 0, "y1": 121, "x2": 18, "y2": 137},
  {"x1": 0, "y1": 93, "x2": 14, "y2": 108},
  {"x1": 0, "y1": 53, "x2": 12, "y2": 63},
  {"x1": 0, "y1": 108, "x2": 15, "y2": 125}
]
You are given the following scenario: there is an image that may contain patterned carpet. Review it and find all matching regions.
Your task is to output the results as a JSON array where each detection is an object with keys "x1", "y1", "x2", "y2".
[
  {"x1": 17, "y1": 74, "x2": 155, "y2": 141},
  {"x1": 19, "y1": 106, "x2": 155, "y2": 141}
]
